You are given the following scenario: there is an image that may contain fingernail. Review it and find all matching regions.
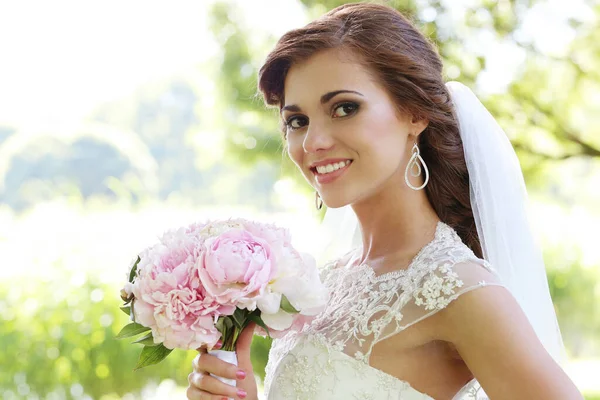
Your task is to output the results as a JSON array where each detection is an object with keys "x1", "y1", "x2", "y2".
[
  {"x1": 215, "y1": 340, "x2": 223, "y2": 349},
  {"x1": 236, "y1": 369, "x2": 246, "y2": 380},
  {"x1": 237, "y1": 389, "x2": 247, "y2": 399}
]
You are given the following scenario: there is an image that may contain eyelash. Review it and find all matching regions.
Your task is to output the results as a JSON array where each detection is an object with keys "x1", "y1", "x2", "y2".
[{"x1": 284, "y1": 101, "x2": 360, "y2": 132}]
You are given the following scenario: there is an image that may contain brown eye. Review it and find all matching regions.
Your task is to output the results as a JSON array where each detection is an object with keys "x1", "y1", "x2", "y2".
[
  {"x1": 332, "y1": 102, "x2": 359, "y2": 118},
  {"x1": 286, "y1": 116, "x2": 308, "y2": 130}
]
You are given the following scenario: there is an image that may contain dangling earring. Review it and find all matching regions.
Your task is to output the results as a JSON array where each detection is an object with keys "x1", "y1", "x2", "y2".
[
  {"x1": 405, "y1": 143, "x2": 429, "y2": 191},
  {"x1": 315, "y1": 191, "x2": 323, "y2": 210}
]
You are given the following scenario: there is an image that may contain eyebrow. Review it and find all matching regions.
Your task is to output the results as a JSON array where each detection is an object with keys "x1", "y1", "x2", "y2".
[{"x1": 281, "y1": 90, "x2": 364, "y2": 113}]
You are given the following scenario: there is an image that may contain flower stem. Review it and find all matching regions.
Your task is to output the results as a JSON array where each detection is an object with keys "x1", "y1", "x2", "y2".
[{"x1": 222, "y1": 326, "x2": 239, "y2": 351}]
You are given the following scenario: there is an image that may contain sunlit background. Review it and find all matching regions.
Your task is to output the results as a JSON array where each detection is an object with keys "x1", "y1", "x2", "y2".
[{"x1": 0, "y1": 0, "x2": 599, "y2": 398}]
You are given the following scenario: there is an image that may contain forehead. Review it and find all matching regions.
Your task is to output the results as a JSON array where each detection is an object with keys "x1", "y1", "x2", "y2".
[{"x1": 283, "y1": 49, "x2": 378, "y2": 104}]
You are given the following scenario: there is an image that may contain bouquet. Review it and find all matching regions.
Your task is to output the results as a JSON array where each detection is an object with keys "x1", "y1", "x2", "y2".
[{"x1": 116, "y1": 218, "x2": 329, "y2": 377}]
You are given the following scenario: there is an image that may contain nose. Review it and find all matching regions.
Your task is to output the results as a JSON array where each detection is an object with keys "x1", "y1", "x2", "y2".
[{"x1": 302, "y1": 122, "x2": 335, "y2": 154}]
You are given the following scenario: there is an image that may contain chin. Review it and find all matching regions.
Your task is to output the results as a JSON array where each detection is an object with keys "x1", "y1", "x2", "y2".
[
  {"x1": 321, "y1": 197, "x2": 352, "y2": 209},
  {"x1": 317, "y1": 186, "x2": 359, "y2": 209}
]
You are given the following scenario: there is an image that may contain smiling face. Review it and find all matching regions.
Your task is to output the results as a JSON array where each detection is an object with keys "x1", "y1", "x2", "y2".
[{"x1": 282, "y1": 49, "x2": 425, "y2": 208}]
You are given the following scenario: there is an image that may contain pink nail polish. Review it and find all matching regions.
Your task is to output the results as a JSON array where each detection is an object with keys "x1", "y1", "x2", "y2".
[
  {"x1": 215, "y1": 340, "x2": 223, "y2": 349},
  {"x1": 236, "y1": 369, "x2": 246, "y2": 380},
  {"x1": 237, "y1": 389, "x2": 247, "y2": 399}
]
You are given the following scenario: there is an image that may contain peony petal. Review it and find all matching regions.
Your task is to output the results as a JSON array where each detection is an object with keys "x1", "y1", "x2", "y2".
[
  {"x1": 256, "y1": 291, "x2": 282, "y2": 314},
  {"x1": 132, "y1": 298, "x2": 155, "y2": 327},
  {"x1": 261, "y1": 309, "x2": 294, "y2": 331}
]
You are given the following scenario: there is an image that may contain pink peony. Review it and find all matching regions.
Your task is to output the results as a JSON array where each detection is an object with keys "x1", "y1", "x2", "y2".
[
  {"x1": 131, "y1": 229, "x2": 233, "y2": 350},
  {"x1": 123, "y1": 218, "x2": 327, "y2": 356},
  {"x1": 239, "y1": 219, "x2": 292, "y2": 247},
  {"x1": 197, "y1": 228, "x2": 276, "y2": 311}
]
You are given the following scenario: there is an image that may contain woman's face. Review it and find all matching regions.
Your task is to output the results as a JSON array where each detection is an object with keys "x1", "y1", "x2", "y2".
[{"x1": 282, "y1": 49, "x2": 426, "y2": 208}]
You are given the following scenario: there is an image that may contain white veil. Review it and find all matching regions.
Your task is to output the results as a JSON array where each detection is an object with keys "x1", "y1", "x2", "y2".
[{"x1": 314, "y1": 81, "x2": 566, "y2": 365}]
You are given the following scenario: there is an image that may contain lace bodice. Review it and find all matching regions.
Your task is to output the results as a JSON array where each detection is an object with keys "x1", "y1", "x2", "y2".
[{"x1": 264, "y1": 221, "x2": 504, "y2": 399}]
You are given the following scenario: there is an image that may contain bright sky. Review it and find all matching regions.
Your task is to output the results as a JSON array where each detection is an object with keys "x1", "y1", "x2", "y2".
[
  {"x1": 0, "y1": 0, "x2": 592, "y2": 126},
  {"x1": 0, "y1": 1, "x2": 212, "y2": 125},
  {"x1": 0, "y1": 0, "x2": 306, "y2": 127}
]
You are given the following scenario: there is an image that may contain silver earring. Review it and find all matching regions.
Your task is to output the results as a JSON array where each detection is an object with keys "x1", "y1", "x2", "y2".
[
  {"x1": 405, "y1": 143, "x2": 429, "y2": 191},
  {"x1": 315, "y1": 191, "x2": 323, "y2": 210}
]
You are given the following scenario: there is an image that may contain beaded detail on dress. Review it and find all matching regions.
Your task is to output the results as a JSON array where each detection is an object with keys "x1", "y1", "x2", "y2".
[{"x1": 264, "y1": 221, "x2": 502, "y2": 399}]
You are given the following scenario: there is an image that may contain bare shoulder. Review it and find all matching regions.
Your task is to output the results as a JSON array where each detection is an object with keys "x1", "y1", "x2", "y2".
[
  {"x1": 434, "y1": 261, "x2": 582, "y2": 399},
  {"x1": 436, "y1": 260, "x2": 537, "y2": 353}
]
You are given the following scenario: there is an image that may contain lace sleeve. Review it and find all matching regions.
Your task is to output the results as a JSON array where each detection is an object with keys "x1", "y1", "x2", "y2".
[{"x1": 373, "y1": 258, "x2": 506, "y2": 349}]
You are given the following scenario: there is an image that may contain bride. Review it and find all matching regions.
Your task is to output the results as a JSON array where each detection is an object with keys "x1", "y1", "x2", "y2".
[{"x1": 186, "y1": 3, "x2": 582, "y2": 399}]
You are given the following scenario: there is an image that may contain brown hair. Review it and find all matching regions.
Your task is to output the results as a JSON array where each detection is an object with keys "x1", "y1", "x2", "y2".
[{"x1": 257, "y1": 2, "x2": 482, "y2": 258}]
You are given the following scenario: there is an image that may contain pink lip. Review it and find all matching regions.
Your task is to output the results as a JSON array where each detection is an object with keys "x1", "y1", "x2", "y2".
[{"x1": 313, "y1": 161, "x2": 352, "y2": 185}]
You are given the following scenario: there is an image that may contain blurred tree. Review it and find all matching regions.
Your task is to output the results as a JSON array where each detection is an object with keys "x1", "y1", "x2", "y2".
[
  {"x1": 0, "y1": 124, "x2": 159, "y2": 212},
  {"x1": 207, "y1": 0, "x2": 299, "y2": 177},
  {"x1": 90, "y1": 76, "x2": 281, "y2": 209},
  {"x1": 546, "y1": 254, "x2": 600, "y2": 357},
  {"x1": 0, "y1": 124, "x2": 16, "y2": 144},
  {"x1": 92, "y1": 79, "x2": 201, "y2": 201},
  {"x1": 0, "y1": 75, "x2": 283, "y2": 212},
  {"x1": 483, "y1": 1, "x2": 600, "y2": 188}
]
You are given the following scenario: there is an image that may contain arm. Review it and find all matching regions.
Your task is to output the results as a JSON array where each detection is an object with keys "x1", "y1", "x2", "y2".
[{"x1": 437, "y1": 274, "x2": 583, "y2": 400}]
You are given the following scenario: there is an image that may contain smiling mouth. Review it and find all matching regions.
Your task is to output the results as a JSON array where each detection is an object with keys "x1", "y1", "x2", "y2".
[{"x1": 310, "y1": 160, "x2": 353, "y2": 175}]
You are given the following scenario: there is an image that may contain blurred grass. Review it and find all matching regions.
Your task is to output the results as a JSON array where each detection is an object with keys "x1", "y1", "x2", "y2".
[{"x1": 0, "y1": 276, "x2": 198, "y2": 399}]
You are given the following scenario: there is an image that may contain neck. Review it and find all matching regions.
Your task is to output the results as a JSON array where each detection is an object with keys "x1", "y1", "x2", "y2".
[{"x1": 351, "y1": 175, "x2": 440, "y2": 266}]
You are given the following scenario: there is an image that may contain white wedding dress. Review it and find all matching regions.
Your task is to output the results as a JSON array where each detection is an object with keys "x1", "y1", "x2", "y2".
[{"x1": 264, "y1": 221, "x2": 505, "y2": 399}]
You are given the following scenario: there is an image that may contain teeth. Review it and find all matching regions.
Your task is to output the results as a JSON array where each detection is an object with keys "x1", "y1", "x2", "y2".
[{"x1": 315, "y1": 160, "x2": 351, "y2": 174}]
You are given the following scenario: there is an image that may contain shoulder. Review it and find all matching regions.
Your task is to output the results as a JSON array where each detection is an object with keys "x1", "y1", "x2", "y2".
[
  {"x1": 430, "y1": 255, "x2": 529, "y2": 343},
  {"x1": 433, "y1": 264, "x2": 580, "y2": 399},
  {"x1": 434, "y1": 262, "x2": 515, "y2": 341},
  {"x1": 412, "y1": 255, "x2": 504, "y2": 313}
]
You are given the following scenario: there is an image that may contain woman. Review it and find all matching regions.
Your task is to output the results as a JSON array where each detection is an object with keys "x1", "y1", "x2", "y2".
[{"x1": 186, "y1": 3, "x2": 583, "y2": 399}]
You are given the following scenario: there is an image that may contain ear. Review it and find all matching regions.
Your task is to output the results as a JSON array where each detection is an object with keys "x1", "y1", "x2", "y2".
[{"x1": 410, "y1": 114, "x2": 429, "y2": 137}]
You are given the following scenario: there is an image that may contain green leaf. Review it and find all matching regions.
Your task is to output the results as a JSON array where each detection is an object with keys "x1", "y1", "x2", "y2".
[
  {"x1": 248, "y1": 313, "x2": 270, "y2": 338},
  {"x1": 280, "y1": 295, "x2": 298, "y2": 314},
  {"x1": 134, "y1": 344, "x2": 173, "y2": 370},
  {"x1": 115, "y1": 322, "x2": 150, "y2": 339},
  {"x1": 215, "y1": 317, "x2": 225, "y2": 333},
  {"x1": 120, "y1": 306, "x2": 131, "y2": 316},
  {"x1": 129, "y1": 256, "x2": 141, "y2": 283},
  {"x1": 132, "y1": 332, "x2": 158, "y2": 346},
  {"x1": 232, "y1": 308, "x2": 247, "y2": 328}
]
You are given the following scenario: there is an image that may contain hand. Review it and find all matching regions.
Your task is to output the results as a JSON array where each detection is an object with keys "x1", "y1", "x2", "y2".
[{"x1": 187, "y1": 323, "x2": 258, "y2": 400}]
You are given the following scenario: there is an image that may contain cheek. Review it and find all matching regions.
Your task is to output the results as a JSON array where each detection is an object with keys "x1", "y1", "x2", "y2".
[
  {"x1": 353, "y1": 120, "x2": 407, "y2": 170},
  {"x1": 368, "y1": 108, "x2": 401, "y2": 138},
  {"x1": 368, "y1": 106, "x2": 408, "y2": 147}
]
